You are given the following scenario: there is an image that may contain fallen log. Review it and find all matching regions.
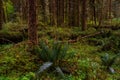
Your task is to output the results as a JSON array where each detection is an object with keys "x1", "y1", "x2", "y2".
[
  {"x1": 93, "y1": 25, "x2": 120, "y2": 30},
  {"x1": 0, "y1": 38, "x2": 15, "y2": 44},
  {"x1": 79, "y1": 31, "x2": 103, "y2": 39},
  {"x1": 0, "y1": 31, "x2": 27, "y2": 44},
  {"x1": 68, "y1": 31, "x2": 104, "y2": 43}
]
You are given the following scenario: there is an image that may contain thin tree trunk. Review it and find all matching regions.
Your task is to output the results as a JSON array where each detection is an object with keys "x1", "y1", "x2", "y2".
[
  {"x1": 68, "y1": 0, "x2": 74, "y2": 26},
  {"x1": 0, "y1": 0, "x2": 3, "y2": 30},
  {"x1": 44, "y1": 0, "x2": 50, "y2": 23},
  {"x1": 81, "y1": 0, "x2": 87, "y2": 31},
  {"x1": 98, "y1": 0, "x2": 103, "y2": 27},
  {"x1": 57, "y1": 0, "x2": 64, "y2": 26},
  {"x1": 21, "y1": 0, "x2": 28, "y2": 23},
  {"x1": 49, "y1": 0, "x2": 57, "y2": 26},
  {"x1": 108, "y1": 0, "x2": 112, "y2": 18},
  {"x1": 40, "y1": 0, "x2": 46, "y2": 22},
  {"x1": 93, "y1": 0, "x2": 97, "y2": 26},
  {"x1": 75, "y1": 0, "x2": 80, "y2": 26}
]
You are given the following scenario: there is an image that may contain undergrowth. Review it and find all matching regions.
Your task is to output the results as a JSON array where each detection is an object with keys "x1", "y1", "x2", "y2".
[{"x1": 0, "y1": 25, "x2": 120, "y2": 80}]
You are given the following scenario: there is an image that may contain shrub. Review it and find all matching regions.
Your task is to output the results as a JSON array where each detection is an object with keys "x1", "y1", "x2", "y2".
[
  {"x1": 33, "y1": 41, "x2": 75, "y2": 79},
  {"x1": 100, "y1": 53, "x2": 120, "y2": 74}
]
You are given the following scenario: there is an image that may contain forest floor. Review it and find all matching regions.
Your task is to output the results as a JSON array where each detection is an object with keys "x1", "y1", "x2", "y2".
[{"x1": 0, "y1": 22, "x2": 120, "y2": 80}]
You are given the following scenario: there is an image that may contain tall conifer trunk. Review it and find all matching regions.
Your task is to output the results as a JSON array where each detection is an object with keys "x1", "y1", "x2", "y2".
[
  {"x1": 81, "y1": 0, "x2": 87, "y2": 31},
  {"x1": 0, "y1": 0, "x2": 3, "y2": 30},
  {"x1": 28, "y1": 0, "x2": 38, "y2": 47},
  {"x1": 49, "y1": 0, "x2": 57, "y2": 25},
  {"x1": 57, "y1": 0, "x2": 64, "y2": 26}
]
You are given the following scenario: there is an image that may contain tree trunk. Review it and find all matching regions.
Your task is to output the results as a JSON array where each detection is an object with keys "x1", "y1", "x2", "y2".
[
  {"x1": 21, "y1": 0, "x2": 28, "y2": 23},
  {"x1": 108, "y1": 0, "x2": 112, "y2": 21},
  {"x1": 44, "y1": 0, "x2": 50, "y2": 23},
  {"x1": 49, "y1": 0, "x2": 57, "y2": 26},
  {"x1": 81, "y1": 0, "x2": 87, "y2": 31},
  {"x1": 93, "y1": 0, "x2": 97, "y2": 26},
  {"x1": 57, "y1": 0, "x2": 64, "y2": 26},
  {"x1": 0, "y1": 0, "x2": 3, "y2": 30},
  {"x1": 74, "y1": 0, "x2": 80, "y2": 26},
  {"x1": 68, "y1": 0, "x2": 74, "y2": 26},
  {"x1": 28, "y1": 0, "x2": 38, "y2": 47}
]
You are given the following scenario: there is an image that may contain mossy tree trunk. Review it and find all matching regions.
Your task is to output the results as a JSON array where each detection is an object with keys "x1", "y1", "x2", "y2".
[{"x1": 28, "y1": 0, "x2": 38, "y2": 47}]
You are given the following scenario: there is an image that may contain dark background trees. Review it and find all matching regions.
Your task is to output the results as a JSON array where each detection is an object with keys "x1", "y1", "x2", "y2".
[
  {"x1": 3, "y1": 0, "x2": 120, "y2": 30},
  {"x1": 0, "y1": 0, "x2": 120, "y2": 45}
]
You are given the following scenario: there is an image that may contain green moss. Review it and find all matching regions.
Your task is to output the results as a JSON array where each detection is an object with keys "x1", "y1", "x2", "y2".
[{"x1": 0, "y1": 25, "x2": 120, "y2": 79}]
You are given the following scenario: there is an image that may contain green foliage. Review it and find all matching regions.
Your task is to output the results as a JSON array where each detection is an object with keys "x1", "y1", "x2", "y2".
[
  {"x1": 0, "y1": 43, "x2": 38, "y2": 76},
  {"x1": 3, "y1": 22, "x2": 27, "y2": 31},
  {"x1": 18, "y1": 72, "x2": 35, "y2": 80},
  {"x1": 101, "y1": 34, "x2": 120, "y2": 53},
  {"x1": 0, "y1": 72, "x2": 35, "y2": 80},
  {"x1": 35, "y1": 41, "x2": 70, "y2": 63},
  {"x1": 0, "y1": 76, "x2": 9, "y2": 80},
  {"x1": 3, "y1": 0, "x2": 14, "y2": 15},
  {"x1": 111, "y1": 18, "x2": 120, "y2": 26},
  {"x1": 101, "y1": 53, "x2": 119, "y2": 73},
  {"x1": 0, "y1": 24, "x2": 120, "y2": 80},
  {"x1": 46, "y1": 27, "x2": 72, "y2": 40},
  {"x1": 33, "y1": 41, "x2": 75, "y2": 79}
]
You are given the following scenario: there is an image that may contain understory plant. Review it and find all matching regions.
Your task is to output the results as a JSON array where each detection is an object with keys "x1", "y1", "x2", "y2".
[
  {"x1": 101, "y1": 35, "x2": 120, "y2": 53},
  {"x1": 34, "y1": 41, "x2": 74, "y2": 79},
  {"x1": 101, "y1": 53, "x2": 120, "y2": 74}
]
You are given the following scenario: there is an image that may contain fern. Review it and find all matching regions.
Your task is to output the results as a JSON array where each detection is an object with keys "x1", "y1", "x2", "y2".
[
  {"x1": 101, "y1": 53, "x2": 120, "y2": 73},
  {"x1": 37, "y1": 41, "x2": 69, "y2": 64},
  {"x1": 34, "y1": 41, "x2": 72, "y2": 79}
]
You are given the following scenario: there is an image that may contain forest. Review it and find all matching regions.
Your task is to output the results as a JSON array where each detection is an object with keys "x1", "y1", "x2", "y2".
[{"x1": 0, "y1": 0, "x2": 120, "y2": 80}]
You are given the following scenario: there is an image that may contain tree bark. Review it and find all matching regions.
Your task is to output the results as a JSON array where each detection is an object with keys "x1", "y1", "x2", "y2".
[
  {"x1": 68, "y1": 0, "x2": 74, "y2": 26},
  {"x1": 108, "y1": 0, "x2": 112, "y2": 19},
  {"x1": 57, "y1": 0, "x2": 64, "y2": 26},
  {"x1": 81, "y1": 0, "x2": 87, "y2": 31},
  {"x1": 49, "y1": 0, "x2": 57, "y2": 26},
  {"x1": 0, "y1": 0, "x2": 3, "y2": 30},
  {"x1": 44, "y1": 0, "x2": 50, "y2": 23},
  {"x1": 74, "y1": 0, "x2": 80, "y2": 26},
  {"x1": 28, "y1": 0, "x2": 38, "y2": 47}
]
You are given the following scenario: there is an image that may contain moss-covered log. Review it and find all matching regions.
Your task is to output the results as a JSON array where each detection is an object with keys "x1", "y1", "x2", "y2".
[
  {"x1": 93, "y1": 25, "x2": 120, "y2": 30},
  {"x1": 0, "y1": 31, "x2": 27, "y2": 44}
]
